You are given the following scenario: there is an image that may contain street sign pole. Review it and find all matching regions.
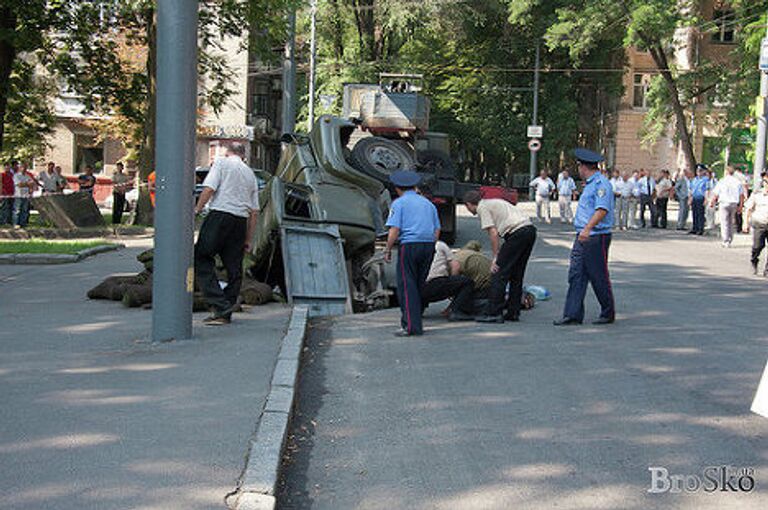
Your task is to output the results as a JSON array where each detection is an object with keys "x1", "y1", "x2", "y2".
[
  {"x1": 753, "y1": 25, "x2": 768, "y2": 190},
  {"x1": 152, "y1": 0, "x2": 198, "y2": 342},
  {"x1": 307, "y1": 0, "x2": 318, "y2": 132},
  {"x1": 282, "y1": 10, "x2": 297, "y2": 136},
  {"x1": 529, "y1": 42, "x2": 540, "y2": 195}
]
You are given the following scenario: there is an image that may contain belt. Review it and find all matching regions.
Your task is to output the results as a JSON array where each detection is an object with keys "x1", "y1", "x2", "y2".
[{"x1": 503, "y1": 223, "x2": 535, "y2": 239}]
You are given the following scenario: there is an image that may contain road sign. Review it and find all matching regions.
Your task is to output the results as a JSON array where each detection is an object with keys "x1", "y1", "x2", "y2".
[
  {"x1": 528, "y1": 138, "x2": 541, "y2": 152},
  {"x1": 760, "y1": 37, "x2": 768, "y2": 71},
  {"x1": 527, "y1": 125, "x2": 543, "y2": 138}
]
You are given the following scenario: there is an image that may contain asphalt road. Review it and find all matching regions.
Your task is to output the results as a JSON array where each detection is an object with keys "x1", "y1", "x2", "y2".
[{"x1": 277, "y1": 206, "x2": 768, "y2": 510}]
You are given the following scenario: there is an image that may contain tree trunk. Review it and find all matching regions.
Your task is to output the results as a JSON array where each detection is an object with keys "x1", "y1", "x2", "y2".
[
  {"x1": 649, "y1": 44, "x2": 697, "y2": 172},
  {"x1": 0, "y1": 9, "x2": 17, "y2": 153},
  {"x1": 329, "y1": 0, "x2": 345, "y2": 62},
  {"x1": 134, "y1": 6, "x2": 157, "y2": 226}
]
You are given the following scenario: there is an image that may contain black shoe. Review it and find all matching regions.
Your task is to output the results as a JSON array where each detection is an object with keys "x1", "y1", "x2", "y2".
[
  {"x1": 553, "y1": 317, "x2": 582, "y2": 326},
  {"x1": 449, "y1": 311, "x2": 475, "y2": 321},
  {"x1": 503, "y1": 313, "x2": 520, "y2": 322},
  {"x1": 686, "y1": 230, "x2": 696, "y2": 235},
  {"x1": 475, "y1": 314, "x2": 504, "y2": 323},
  {"x1": 752, "y1": 263, "x2": 759, "y2": 275},
  {"x1": 203, "y1": 314, "x2": 231, "y2": 326},
  {"x1": 592, "y1": 317, "x2": 615, "y2": 325}
]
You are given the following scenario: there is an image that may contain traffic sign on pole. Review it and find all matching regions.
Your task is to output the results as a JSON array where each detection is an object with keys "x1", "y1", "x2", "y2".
[
  {"x1": 528, "y1": 138, "x2": 541, "y2": 152},
  {"x1": 759, "y1": 37, "x2": 768, "y2": 71},
  {"x1": 527, "y1": 125, "x2": 543, "y2": 138}
]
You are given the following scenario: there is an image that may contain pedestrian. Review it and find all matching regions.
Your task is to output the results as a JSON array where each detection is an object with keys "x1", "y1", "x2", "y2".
[
  {"x1": 384, "y1": 170, "x2": 441, "y2": 337},
  {"x1": 610, "y1": 170, "x2": 624, "y2": 228},
  {"x1": 54, "y1": 166, "x2": 67, "y2": 192},
  {"x1": 422, "y1": 240, "x2": 476, "y2": 321},
  {"x1": 529, "y1": 170, "x2": 555, "y2": 223},
  {"x1": 0, "y1": 162, "x2": 15, "y2": 225},
  {"x1": 13, "y1": 163, "x2": 36, "y2": 228},
  {"x1": 194, "y1": 143, "x2": 260, "y2": 325},
  {"x1": 688, "y1": 164, "x2": 710, "y2": 235},
  {"x1": 463, "y1": 189, "x2": 537, "y2": 323},
  {"x1": 710, "y1": 166, "x2": 744, "y2": 248},
  {"x1": 111, "y1": 162, "x2": 132, "y2": 224},
  {"x1": 637, "y1": 168, "x2": 657, "y2": 228},
  {"x1": 705, "y1": 170, "x2": 718, "y2": 231},
  {"x1": 38, "y1": 161, "x2": 59, "y2": 195},
  {"x1": 554, "y1": 148, "x2": 615, "y2": 326},
  {"x1": 557, "y1": 169, "x2": 577, "y2": 223},
  {"x1": 743, "y1": 172, "x2": 768, "y2": 276},
  {"x1": 626, "y1": 170, "x2": 640, "y2": 229},
  {"x1": 674, "y1": 168, "x2": 692, "y2": 230},
  {"x1": 78, "y1": 166, "x2": 97, "y2": 196},
  {"x1": 655, "y1": 170, "x2": 673, "y2": 228}
]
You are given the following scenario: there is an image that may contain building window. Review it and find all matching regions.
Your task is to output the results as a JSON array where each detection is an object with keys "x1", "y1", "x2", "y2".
[
  {"x1": 712, "y1": 9, "x2": 735, "y2": 44},
  {"x1": 632, "y1": 73, "x2": 652, "y2": 109}
]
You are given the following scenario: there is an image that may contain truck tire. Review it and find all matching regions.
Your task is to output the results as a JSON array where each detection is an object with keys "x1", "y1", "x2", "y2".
[
  {"x1": 417, "y1": 149, "x2": 456, "y2": 179},
  {"x1": 349, "y1": 137, "x2": 416, "y2": 182}
]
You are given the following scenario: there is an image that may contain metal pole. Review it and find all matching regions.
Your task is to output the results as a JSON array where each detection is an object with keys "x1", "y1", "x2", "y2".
[
  {"x1": 282, "y1": 10, "x2": 297, "y2": 136},
  {"x1": 151, "y1": 0, "x2": 197, "y2": 342},
  {"x1": 753, "y1": 22, "x2": 768, "y2": 190},
  {"x1": 529, "y1": 42, "x2": 540, "y2": 196},
  {"x1": 307, "y1": 0, "x2": 318, "y2": 132}
]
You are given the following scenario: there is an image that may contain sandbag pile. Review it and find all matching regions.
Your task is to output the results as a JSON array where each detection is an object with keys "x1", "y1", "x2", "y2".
[{"x1": 87, "y1": 249, "x2": 275, "y2": 310}]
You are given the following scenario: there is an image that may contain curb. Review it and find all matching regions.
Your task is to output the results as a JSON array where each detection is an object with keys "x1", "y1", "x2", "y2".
[
  {"x1": 227, "y1": 305, "x2": 309, "y2": 510},
  {"x1": 0, "y1": 243, "x2": 122, "y2": 265}
]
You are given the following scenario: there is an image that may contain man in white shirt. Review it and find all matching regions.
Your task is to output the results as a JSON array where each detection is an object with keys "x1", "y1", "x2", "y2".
[
  {"x1": 744, "y1": 172, "x2": 768, "y2": 275},
  {"x1": 610, "y1": 170, "x2": 624, "y2": 228},
  {"x1": 654, "y1": 170, "x2": 673, "y2": 229},
  {"x1": 637, "y1": 168, "x2": 656, "y2": 228},
  {"x1": 194, "y1": 143, "x2": 261, "y2": 325},
  {"x1": 38, "y1": 161, "x2": 59, "y2": 194},
  {"x1": 710, "y1": 166, "x2": 744, "y2": 248},
  {"x1": 12, "y1": 163, "x2": 36, "y2": 228},
  {"x1": 557, "y1": 170, "x2": 577, "y2": 223},
  {"x1": 529, "y1": 170, "x2": 555, "y2": 223},
  {"x1": 421, "y1": 240, "x2": 476, "y2": 320},
  {"x1": 622, "y1": 170, "x2": 640, "y2": 230}
]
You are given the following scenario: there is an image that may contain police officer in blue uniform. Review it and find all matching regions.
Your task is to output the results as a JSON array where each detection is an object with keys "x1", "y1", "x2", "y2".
[
  {"x1": 554, "y1": 149, "x2": 616, "y2": 326},
  {"x1": 384, "y1": 170, "x2": 441, "y2": 336}
]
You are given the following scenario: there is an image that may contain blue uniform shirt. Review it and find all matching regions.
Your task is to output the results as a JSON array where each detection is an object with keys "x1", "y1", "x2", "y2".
[
  {"x1": 574, "y1": 172, "x2": 614, "y2": 235},
  {"x1": 386, "y1": 190, "x2": 440, "y2": 244},
  {"x1": 690, "y1": 176, "x2": 710, "y2": 199}
]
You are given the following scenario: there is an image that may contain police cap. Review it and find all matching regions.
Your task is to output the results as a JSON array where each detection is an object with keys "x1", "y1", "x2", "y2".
[
  {"x1": 695, "y1": 163, "x2": 709, "y2": 171},
  {"x1": 389, "y1": 170, "x2": 421, "y2": 188},
  {"x1": 573, "y1": 148, "x2": 604, "y2": 164}
]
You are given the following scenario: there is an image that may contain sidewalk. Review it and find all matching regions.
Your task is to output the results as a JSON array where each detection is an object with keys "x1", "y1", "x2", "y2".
[{"x1": 0, "y1": 244, "x2": 292, "y2": 510}]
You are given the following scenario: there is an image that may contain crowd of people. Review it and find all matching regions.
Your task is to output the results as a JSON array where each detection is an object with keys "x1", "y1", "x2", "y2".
[{"x1": 0, "y1": 160, "x2": 135, "y2": 228}]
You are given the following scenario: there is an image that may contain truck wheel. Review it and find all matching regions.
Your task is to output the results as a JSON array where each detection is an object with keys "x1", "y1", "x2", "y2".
[
  {"x1": 349, "y1": 137, "x2": 416, "y2": 182},
  {"x1": 417, "y1": 149, "x2": 456, "y2": 179}
]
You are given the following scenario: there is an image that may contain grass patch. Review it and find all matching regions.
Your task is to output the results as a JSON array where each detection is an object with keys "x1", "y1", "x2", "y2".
[{"x1": 0, "y1": 240, "x2": 114, "y2": 255}]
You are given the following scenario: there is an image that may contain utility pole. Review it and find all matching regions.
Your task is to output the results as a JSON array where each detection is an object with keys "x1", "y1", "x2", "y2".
[
  {"x1": 307, "y1": 0, "x2": 318, "y2": 132},
  {"x1": 282, "y1": 10, "x2": 297, "y2": 136},
  {"x1": 152, "y1": 0, "x2": 198, "y2": 342},
  {"x1": 754, "y1": 18, "x2": 768, "y2": 190},
  {"x1": 529, "y1": 42, "x2": 541, "y2": 196}
]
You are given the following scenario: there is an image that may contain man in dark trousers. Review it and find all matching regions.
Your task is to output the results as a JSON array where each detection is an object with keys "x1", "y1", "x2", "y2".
[
  {"x1": 422, "y1": 240, "x2": 476, "y2": 320},
  {"x1": 554, "y1": 148, "x2": 615, "y2": 326},
  {"x1": 464, "y1": 190, "x2": 537, "y2": 323},
  {"x1": 194, "y1": 143, "x2": 260, "y2": 325},
  {"x1": 384, "y1": 170, "x2": 441, "y2": 337}
]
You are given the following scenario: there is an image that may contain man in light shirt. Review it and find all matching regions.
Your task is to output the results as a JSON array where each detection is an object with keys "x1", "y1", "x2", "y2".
[
  {"x1": 194, "y1": 143, "x2": 260, "y2": 325},
  {"x1": 655, "y1": 170, "x2": 673, "y2": 229},
  {"x1": 38, "y1": 161, "x2": 59, "y2": 194},
  {"x1": 557, "y1": 170, "x2": 577, "y2": 223},
  {"x1": 421, "y1": 240, "x2": 476, "y2": 321},
  {"x1": 743, "y1": 172, "x2": 768, "y2": 276},
  {"x1": 529, "y1": 170, "x2": 555, "y2": 223},
  {"x1": 710, "y1": 165, "x2": 744, "y2": 248},
  {"x1": 610, "y1": 170, "x2": 623, "y2": 228},
  {"x1": 464, "y1": 190, "x2": 536, "y2": 323},
  {"x1": 674, "y1": 168, "x2": 692, "y2": 230},
  {"x1": 637, "y1": 168, "x2": 656, "y2": 228},
  {"x1": 622, "y1": 170, "x2": 640, "y2": 230}
]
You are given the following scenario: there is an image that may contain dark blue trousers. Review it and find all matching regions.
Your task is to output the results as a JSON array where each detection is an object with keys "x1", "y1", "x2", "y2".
[
  {"x1": 691, "y1": 197, "x2": 705, "y2": 234},
  {"x1": 563, "y1": 234, "x2": 615, "y2": 323},
  {"x1": 396, "y1": 242, "x2": 434, "y2": 335}
]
